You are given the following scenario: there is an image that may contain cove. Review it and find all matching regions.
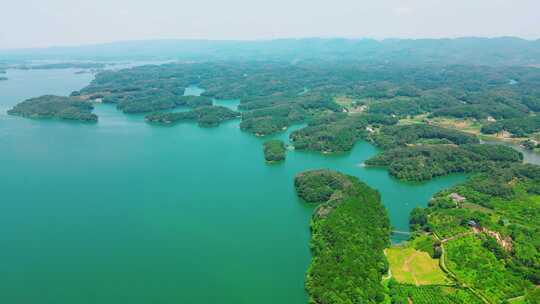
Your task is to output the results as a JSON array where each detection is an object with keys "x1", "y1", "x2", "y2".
[{"x1": 0, "y1": 69, "x2": 466, "y2": 304}]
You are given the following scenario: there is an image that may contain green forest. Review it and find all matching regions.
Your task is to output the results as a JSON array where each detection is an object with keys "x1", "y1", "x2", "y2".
[
  {"x1": 7, "y1": 95, "x2": 97, "y2": 122},
  {"x1": 295, "y1": 170, "x2": 390, "y2": 303},
  {"x1": 145, "y1": 106, "x2": 240, "y2": 127},
  {"x1": 365, "y1": 143, "x2": 523, "y2": 181},
  {"x1": 10, "y1": 59, "x2": 540, "y2": 148},
  {"x1": 263, "y1": 140, "x2": 286, "y2": 162}
]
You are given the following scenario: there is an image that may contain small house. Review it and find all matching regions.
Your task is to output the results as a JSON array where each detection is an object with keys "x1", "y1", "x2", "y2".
[
  {"x1": 449, "y1": 192, "x2": 466, "y2": 203},
  {"x1": 467, "y1": 220, "x2": 479, "y2": 228}
]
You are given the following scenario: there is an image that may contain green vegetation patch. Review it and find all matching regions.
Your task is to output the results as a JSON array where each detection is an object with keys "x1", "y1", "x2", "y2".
[
  {"x1": 175, "y1": 96, "x2": 213, "y2": 108},
  {"x1": 145, "y1": 106, "x2": 240, "y2": 127},
  {"x1": 387, "y1": 281, "x2": 484, "y2": 304},
  {"x1": 446, "y1": 235, "x2": 532, "y2": 302},
  {"x1": 482, "y1": 115, "x2": 540, "y2": 137},
  {"x1": 240, "y1": 103, "x2": 306, "y2": 136},
  {"x1": 239, "y1": 94, "x2": 343, "y2": 136},
  {"x1": 294, "y1": 170, "x2": 390, "y2": 303},
  {"x1": 365, "y1": 144, "x2": 522, "y2": 181},
  {"x1": 386, "y1": 246, "x2": 448, "y2": 285},
  {"x1": 290, "y1": 113, "x2": 397, "y2": 153},
  {"x1": 411, "y1": 163, "x2": 540, "y2": 302},
  {"x1": 524, "y1": 288, "x2": 540, "y2": 304},
  {"x1": 8, "y1": 95, "x2": 98, "y2": 122},
  {"x1": 370, "y1": 124, "x2": 479, "y2": 150},
  {"x1": 263, "y1": 140, "x2": 286, "y2": 162}
]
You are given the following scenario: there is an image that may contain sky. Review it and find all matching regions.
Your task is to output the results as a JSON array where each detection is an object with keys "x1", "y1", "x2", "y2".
[{"x1": 1, "y1": 0, "x2": 539, "y2": 49}]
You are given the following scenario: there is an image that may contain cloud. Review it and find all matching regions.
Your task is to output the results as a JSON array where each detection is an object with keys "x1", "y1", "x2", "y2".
[{"x1": 392, "y1": 6, "x2": 414, "y2": 16}]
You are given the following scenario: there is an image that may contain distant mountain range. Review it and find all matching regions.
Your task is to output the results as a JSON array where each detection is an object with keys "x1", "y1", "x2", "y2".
[{"x1": 2, "y1": 37, "x2": 540, "y2": 66}]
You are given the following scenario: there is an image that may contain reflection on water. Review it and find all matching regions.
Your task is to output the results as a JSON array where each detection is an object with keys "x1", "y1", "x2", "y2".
[{"x1": 482, "y1": 139, "x2": 540, "y2": 165}]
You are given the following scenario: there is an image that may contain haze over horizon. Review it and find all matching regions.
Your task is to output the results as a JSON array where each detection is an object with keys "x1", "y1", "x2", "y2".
[{"x1": 2, "y1": 0, "x2": 540, "y2": 50}]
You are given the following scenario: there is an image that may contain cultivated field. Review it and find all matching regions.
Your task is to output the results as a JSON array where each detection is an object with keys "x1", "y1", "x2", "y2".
[{"x1": 386, "y1": 247, "x2": 449, "y2": 285}]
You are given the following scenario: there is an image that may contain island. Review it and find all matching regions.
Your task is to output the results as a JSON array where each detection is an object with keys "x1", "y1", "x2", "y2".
[
  {"x1": 294, "y1": 169, "x2": 390, "y2": 303},
  {"x1": 145, "y1": 106, "x2": 240, "y2": 127},
  {"x1": 7, "y1": 95, "x2": 98, "y2": 122},
  {"x1": 263, "y1": 140, "x2": 286, "y2": 162}
]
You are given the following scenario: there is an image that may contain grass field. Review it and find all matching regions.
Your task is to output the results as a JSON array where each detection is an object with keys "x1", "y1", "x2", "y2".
[
  {"x1": 398, "y1": 114, "x2": 428, "y2": 125},
  {"x1": 386, "y1": 247, "x2": 449, "y2": 286},
  {"x1": 333, "y1": 96, "x2": 365, "y2": 113},
  {"x1": 430, "y1": 117, "x2": 483, "y2": 135},
  {"x1": 461, "y1": 202, "x2": 494, "y2": 214}
]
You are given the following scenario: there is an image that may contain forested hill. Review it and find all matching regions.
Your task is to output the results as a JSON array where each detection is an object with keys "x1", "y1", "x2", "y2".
[
  {"x1": 2, "y1": 37, "x2": 540, "y2": 66},
  {"x1": 294, "y1": 170, "x2": 390, "y2": 303}
]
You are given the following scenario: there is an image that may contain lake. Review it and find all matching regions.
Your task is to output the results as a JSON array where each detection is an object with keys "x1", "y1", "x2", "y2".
[{"x1": 0, "y1": 68, "x2": 466, "y2": 304}]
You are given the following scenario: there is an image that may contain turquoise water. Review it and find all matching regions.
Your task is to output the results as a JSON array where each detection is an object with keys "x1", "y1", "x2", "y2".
[
  {"x1": 0, "y1": 69, "x2": 466, "y2": 304},
  {"x1": 183, "y1": 85, "x2": 240, "y2": 110}
]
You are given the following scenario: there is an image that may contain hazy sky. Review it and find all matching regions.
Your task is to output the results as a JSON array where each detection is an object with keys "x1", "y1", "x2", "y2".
[{"x1": 1, "y1": 0, "x2": 539, "y2": 49}]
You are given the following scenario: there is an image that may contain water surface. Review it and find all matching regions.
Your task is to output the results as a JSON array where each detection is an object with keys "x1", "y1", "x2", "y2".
[
  {"x1": 482, "y1": 139, "x2": 540, "y2": 165},
  {"x1": 0, "y1": 69, "x2": 466, "y2": 304}
]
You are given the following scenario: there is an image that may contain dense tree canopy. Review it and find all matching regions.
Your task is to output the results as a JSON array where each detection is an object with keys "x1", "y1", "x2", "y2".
[
  {"x1": 63, "y1": 60, "x2": 540, "y2": 141},
  {"x1": 263, "y1": 140, "x2": 286, "y2": 162},
  {"x1": 365, "y1": 144, "x2": 523, "y2": 181},
  {"x1": 295, "y1": 170, "x2": 390, "y2": 304},
  {"x1": 145, "y1": 106, "x2": 240, "y2": 127},
  {"x1": 370, "y1": 124, "x2": 479, "y2": 150},
  {"x1": 481, "y1": 115, "x2": 540, "y2": 137},
  {"x1": 8, "y1": 95, "x2": 97, "y2": 122}
]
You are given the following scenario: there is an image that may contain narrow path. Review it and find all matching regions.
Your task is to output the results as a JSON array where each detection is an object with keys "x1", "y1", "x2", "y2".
[
  {"x1": 440, "y1": 231, "x2": 473, "y2": 243},
  {"x1": 434, "y1": 232, "x2": 492, "y2": 304},
  {"x1": 382, "y1": 249, "x2": 392, "y2": 282}
]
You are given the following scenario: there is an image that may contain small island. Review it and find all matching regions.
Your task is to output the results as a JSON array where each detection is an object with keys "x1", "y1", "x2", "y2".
[
  {"x1": 145, "y1": 106, "x2": 240, "y2": 127},
  {"x1": 263, "y1": 140, "x2": 286, "y2": 162},
  {"x1": 8, "y1": 95, "x2": 98, "y2": 122}
]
